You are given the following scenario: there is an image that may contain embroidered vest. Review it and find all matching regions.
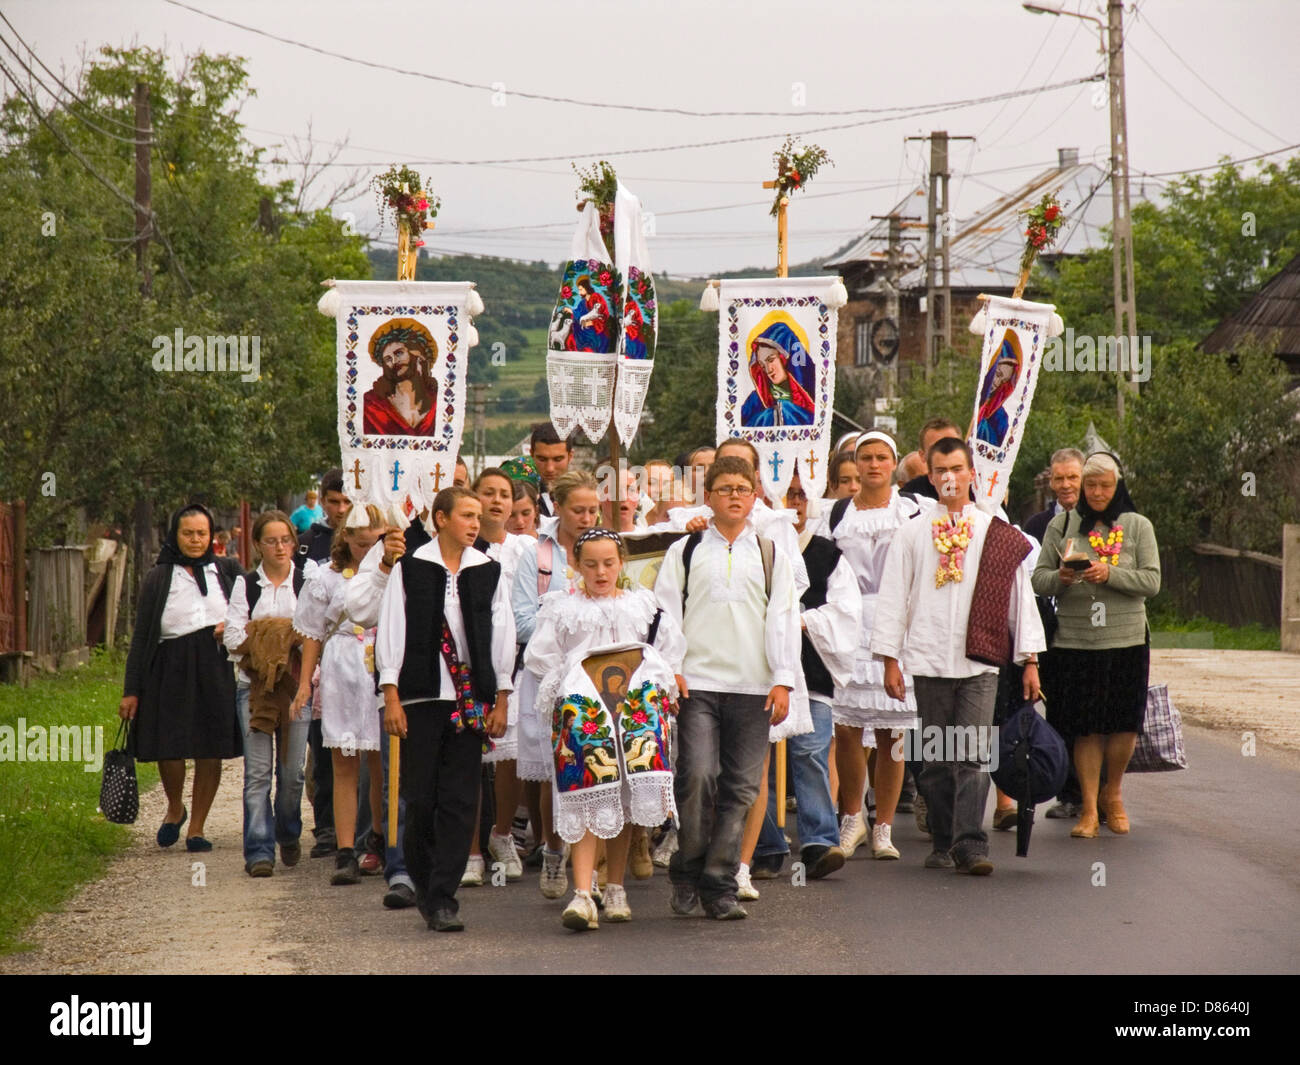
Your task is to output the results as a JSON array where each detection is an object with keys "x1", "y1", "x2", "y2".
[
  {"x1": 965, "y1": 517, "x2": 1031, "y2": 667},
  {"x1": 799, "y1": 534, "x2": 842, "y2": 698},
  {"x1": 396, "y1": 555, "x2": 502, "y2": 704}
]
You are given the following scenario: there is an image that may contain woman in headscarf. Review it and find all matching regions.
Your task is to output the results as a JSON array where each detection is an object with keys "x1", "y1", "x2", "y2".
[
  {"x1": 741, "y1": 322, "x2": 816, "y2": 428},
  {"x1": 1031, "y1": 452, "x2": 1160, "y2": 839},
  {"x1": 120, "y1": 503, "x2": 244, "y2": 850},
  {"x1": 975, "y1": 331, "x2": 1022, "y2": 448}
]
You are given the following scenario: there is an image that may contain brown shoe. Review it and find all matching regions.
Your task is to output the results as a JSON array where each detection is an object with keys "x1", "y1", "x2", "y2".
[
  {"x1": 1101, "y1": 797, "x2": 1130, "y2": 834},
  {"x1": 629, "y1": 827, "x2": 654, "y2": 880},
  {"x1": 993, "y1": 807, "x2": 1018, "y2": 832},
  {"x1": 1070, "y1": 812, "x2": 1100, "y2": 838}
]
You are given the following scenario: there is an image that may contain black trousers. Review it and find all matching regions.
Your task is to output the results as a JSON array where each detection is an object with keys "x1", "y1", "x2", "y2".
[
  {"x1": 401, "y1": 700, "x2": 483, "y2": 915},
  {"x1": 308, "y1": 718, "x2": 334, "y2": 838}
]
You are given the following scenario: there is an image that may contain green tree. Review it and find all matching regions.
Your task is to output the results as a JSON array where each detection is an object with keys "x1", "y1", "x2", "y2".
[
  {"x1": 1039, "y1": 157, "x2": 1300, "y2": 346},
  {"x1": 0, "y1": 46, "x2": 368, "y2": 546}
]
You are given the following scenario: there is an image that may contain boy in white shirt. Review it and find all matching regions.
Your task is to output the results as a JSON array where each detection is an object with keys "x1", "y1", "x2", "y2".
[
  {"x1": 654, "y1": 456, "x2": 801, "y2": 919},
  {"x1": 871, "y1": 439, "x2": 1044, "y2": 875},
  {"x1": 375, "y1": 487, "x2": 515, "y2": 931}
]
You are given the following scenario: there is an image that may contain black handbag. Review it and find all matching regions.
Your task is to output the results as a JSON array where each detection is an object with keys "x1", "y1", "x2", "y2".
[{"x1": 99, "y1": 721, "x2": 139, "y2": 824}]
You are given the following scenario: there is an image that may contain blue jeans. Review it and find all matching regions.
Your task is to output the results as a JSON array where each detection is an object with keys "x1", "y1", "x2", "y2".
[
  {"x1": 756, "y1": 697, "x2": 838, "y2": 856},
  {"x1": 235, "y1": 685, "x2": 310, "y2": 865},
  {"x1": 669, "y1": 690, "x2": 771, "y2": 905},
  {"x1": 379, "y1": 723, "x2": 412, "y2": 891}
]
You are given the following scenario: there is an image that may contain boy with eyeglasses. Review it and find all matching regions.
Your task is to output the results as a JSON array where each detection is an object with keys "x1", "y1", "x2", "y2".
[{"x1": 654, "y1": 456, "x2": 800, "y2": 920}]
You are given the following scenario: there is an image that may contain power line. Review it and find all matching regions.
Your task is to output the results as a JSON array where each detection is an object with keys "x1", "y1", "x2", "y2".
[
  {"x1": 0, "y1": 55, "x2": 194, "y2": 296},
  {"x1": 0, "y1": 31, "x2": 144, "y2": 145},
  {"x1": 284, "y1": 74, "x2": 1101, "y2": 171},
  {"x1": 165, "y1": 0, "x2": 1099, "y2": 123},
  {"x1": 1127, "y1": 41, "x2": 1265, "y2": 154},
  {"x1": 0, "y1": 12, "x2": 139, "y2": 130},
  {"x1": 1141, "y1": 12, "x2": 1289, "y2": 147},
  {"x1": 1134, "y1": 143, "x2": 1300, "y2": 179}
]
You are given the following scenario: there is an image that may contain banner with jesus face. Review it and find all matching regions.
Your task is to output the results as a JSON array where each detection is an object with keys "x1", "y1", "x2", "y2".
[
  {"x1": 714, "y1": 277, "x2": 839, "y2": 503},
  {"x1": 328, "y1": 279, "x2": 481, "y2": 521}
]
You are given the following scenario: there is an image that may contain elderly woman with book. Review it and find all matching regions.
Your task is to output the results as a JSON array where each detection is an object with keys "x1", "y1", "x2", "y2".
[{"x1": 1031, "y1": 453, "x2": 1161, "y2": 839}]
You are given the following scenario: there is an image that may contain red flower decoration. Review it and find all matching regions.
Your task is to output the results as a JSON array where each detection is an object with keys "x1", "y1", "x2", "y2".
[
  {"x1": 1044, "y1": 204, "x2": 1060, "y2": 222},
  {"x1": 560, "y1": 285, "x2": 572, "y2": 298},
  {"x1": 599, "y1": 271, "x2": 612, "y2": 285},
  {"x1": 632, "y1": 709, "x2": 648, "y2": 723},
  {"x1": 581, "y1": 721, "x2": 598, "y2": 735}
]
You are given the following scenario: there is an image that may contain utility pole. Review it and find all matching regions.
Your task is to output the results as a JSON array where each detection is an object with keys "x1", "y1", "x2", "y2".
[
  {"x1": 909, "y1": 131, "x2": 972, "y2": 380},
  {"x1": 1108, "y1": 0, "x2": 1139, "y2": 427},
  {"x1": 470, "y1": 380, "x2": 489, "y2": 475},
  {"x1": 869, "y1": 212, "x2": 920, "y2": 399},
  {"x1": 1023, "y1": 2, "x2": 1139, "y2": 432},
  {"x1": 131, "y1": 80, "x2": 155, "y2": 595}
]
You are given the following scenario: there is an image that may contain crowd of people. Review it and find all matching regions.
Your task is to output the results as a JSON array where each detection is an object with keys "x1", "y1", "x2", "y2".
[{"x1": 119, "y1": 417, "x2": 1161, "y2": 932}]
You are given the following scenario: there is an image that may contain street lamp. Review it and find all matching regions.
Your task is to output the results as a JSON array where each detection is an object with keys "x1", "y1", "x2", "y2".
[{"x1": 1022, "y1": 0, "x2": 1139, "y2": 430}]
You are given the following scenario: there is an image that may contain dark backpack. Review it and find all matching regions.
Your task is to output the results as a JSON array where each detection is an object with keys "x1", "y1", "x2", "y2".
[
  {"x1": 991, "y1": 700, "x2": 1069, "y2": 857},
  {"x1": 829, "y1": 495, "x2": 852, "y2": 532},
  {"x1": 244, "y1": 558, "x2": 306, "y2": 614},
  {"x1": 680, "y1": 530, "x2": 774, "y2": 612}
]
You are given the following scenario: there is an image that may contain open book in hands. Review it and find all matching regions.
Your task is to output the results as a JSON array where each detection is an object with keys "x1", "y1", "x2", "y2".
[{"x1": 1060, "y1": 537, "x2": 1092, "y2": 571}]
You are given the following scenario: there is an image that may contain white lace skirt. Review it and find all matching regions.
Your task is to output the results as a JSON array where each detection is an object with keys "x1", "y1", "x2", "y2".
[
  {"x1": 516, "y1": 669, "x2": 552, "y2": 781},
  {"x1": 483, "y1": 688, "x2": 519, "y2": 765},
  {"x1": 832, "y1": 655, "x2": 920, "y2": 737},
  {"x1": 320, "y1": 635, "x2": 383, "y2": 752}
]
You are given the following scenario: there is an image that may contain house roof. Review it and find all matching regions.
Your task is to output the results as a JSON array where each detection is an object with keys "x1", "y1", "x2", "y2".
[
  {"x1": 826, "y1": 160, "x2": 1127, "y2": 293},
  {"x1": 1201, "y1": 252, "x2": 1300, "y2": 360},
  {"x1": 823, "y1": 184, "x2": 929, "y2": 270}
]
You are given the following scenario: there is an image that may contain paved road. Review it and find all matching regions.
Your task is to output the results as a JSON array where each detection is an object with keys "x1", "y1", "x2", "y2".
[{"x1": 5, "y1": 722, "x2": 1297, "y2": 975}]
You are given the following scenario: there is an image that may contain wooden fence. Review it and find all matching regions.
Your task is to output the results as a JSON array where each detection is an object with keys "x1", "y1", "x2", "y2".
[{"x1": 1160, "y1": 543, "x2": 1282, "y2": 629}]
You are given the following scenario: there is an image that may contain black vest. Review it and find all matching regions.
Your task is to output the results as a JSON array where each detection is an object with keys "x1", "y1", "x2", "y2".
[
  {"x1": 800, "y1": 534, "x2": 842, "y2": 699},
  {"x1": 395, "y1": 554, "x2": 502, "y2": 704}
]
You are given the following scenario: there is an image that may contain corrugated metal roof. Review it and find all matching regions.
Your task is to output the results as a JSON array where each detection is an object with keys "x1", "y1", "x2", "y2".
[
  {"x1": 823, "y1": 185, "x2": 929, "y2": 269},
  {"x1": 826, "y1": 162, "x2": 1126, "y2": 292}
]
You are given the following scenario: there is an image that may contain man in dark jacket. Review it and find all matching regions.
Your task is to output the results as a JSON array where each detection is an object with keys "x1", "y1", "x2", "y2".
[{"x1": 1023, "y1": 447, "x2": 1086, "y2": 819}]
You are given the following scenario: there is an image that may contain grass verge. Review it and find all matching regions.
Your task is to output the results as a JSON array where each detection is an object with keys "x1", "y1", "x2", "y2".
[{"x1": 0, "y1": 648, "x2": 156, "y2": 954}]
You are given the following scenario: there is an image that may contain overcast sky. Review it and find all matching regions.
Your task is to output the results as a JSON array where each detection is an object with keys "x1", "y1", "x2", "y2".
[{"x1": 9, "y1": 0, "x2": 1297, "y2": 277}]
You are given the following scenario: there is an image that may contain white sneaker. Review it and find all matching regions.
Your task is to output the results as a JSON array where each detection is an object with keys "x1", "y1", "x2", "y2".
[
  {"x1": 735, "y1": 863, "x2": 760, "y2": 901},
  {"x1": 602, "y1": 883, "x2": 631, "y2": 922},
  {"x1": 652, "y1": 826, "x2": 678, "y2": 867},
  {"x1": 872, "y1": 823, "x2": 900, "y2": 860},
  {"x1": 840, "y1": 812, "x2": 868, "y2": 858},
  {"x1": 561, "y1": 890, "x2": 598, "y2": 931},
  {"x1": 488, "y1": 829, "x2": 523, "y2": 881},
  {"x1": 460, "y1": 854, "x2": 485, "y2": 887},
  {"x1": 540, "y1": 847, "x2": 568, "y2": 899}
]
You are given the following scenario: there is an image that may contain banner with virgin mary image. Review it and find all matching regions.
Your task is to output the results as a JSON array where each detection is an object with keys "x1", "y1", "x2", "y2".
[
  {"x1": 714, "y1": 277, "x2": 840, "y2": 503},
  {"x1": 967, "y1": 294, "x2": 1056, "y2": 514},
  {"x1": 326, "y1": 279, "x2": 481, "y2": 523},
  {"x1": 547, "y1": 201, "x2": 621, "y2": 443}
]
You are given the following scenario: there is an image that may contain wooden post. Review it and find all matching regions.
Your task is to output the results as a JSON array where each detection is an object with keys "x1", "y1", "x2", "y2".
[
  {"x1": 1283, "y1": 524, "x2": 1300, "y2": 654},
  {"x1": 762, "y1": 164, "x2": 791, "y2": 827}
]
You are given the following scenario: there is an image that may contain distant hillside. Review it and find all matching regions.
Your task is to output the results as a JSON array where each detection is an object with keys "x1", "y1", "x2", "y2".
[{"x1": 364, "y1": 244, "x2": 853, "y2": 325}]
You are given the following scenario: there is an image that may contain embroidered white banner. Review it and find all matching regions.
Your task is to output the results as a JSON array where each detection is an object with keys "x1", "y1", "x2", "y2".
[
  {"x1": 967, "y1": 295, "x2": 1056, "y2": 514},
  {"x1": 713, "y1": 276, "x2": 840, "y2": 503},
  {"x1": 327, "y1": 279, "x2": 480, "y2": 523},
  {"x1": 548, "y1": 190, "x2": 658, "y2": 446}
]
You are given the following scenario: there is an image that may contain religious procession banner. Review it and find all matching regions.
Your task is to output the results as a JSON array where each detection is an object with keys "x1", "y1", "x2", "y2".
[
  {"x1": 547, "y1": 186, "x2": 657, "y2": 445},
  {"x1": 966, "y1": 294, "x2": 1057, "y2": 514},
  {"x1": 710, "y1": 276, "x2": 843, "y2": 503},
  {"x1": 319, "y1": 279, "x2": 483, "y2": 524}
]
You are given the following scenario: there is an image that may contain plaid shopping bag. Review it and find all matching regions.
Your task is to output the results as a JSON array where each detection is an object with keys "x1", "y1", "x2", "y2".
[{"x1": 1128, "y1": 684, "x2": 1188, "y2": 772}]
